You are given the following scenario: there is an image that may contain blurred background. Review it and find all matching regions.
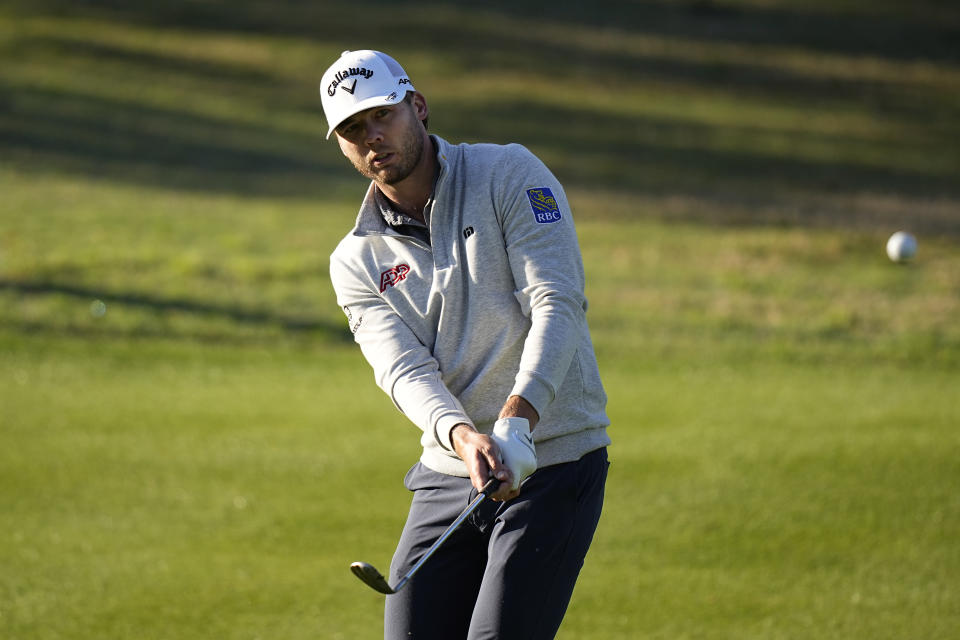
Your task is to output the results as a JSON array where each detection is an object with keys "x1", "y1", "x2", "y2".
[{"x1": 2, "y1": 1, "x2": 958, "y2": 638}]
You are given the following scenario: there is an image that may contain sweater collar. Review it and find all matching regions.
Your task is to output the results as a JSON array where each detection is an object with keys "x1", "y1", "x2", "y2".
[{"x1": 352, "y1": 135, "x2": 453, "y2": 236}]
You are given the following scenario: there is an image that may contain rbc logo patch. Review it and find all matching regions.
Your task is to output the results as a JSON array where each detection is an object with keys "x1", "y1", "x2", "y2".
[{"x1": 526, "y1": 188, "x2": 562, "y2": 224}]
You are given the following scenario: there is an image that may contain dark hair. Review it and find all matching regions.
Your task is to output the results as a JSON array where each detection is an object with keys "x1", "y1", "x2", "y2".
[{"x1": 404, "y1": 92, "x2": 429, "y2": 130}]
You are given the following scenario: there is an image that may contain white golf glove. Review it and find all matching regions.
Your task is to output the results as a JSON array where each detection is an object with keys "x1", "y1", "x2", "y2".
[{"x1": 491, "y1": 417, "x2": 537, "y2": 491}]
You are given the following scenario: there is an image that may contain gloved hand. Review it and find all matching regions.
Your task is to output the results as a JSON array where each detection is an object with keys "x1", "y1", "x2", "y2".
[{"x1": 491, "y1": 417, "x2": 537, "y2": 491}]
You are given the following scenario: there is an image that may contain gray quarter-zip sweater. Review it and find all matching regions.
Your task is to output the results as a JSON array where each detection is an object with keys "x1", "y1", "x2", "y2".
[{"x1": 330, "y1": 135, "x2": 610, "y2": 477}]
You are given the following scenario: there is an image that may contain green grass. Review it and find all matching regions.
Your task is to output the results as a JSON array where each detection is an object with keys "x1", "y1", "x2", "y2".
[{"x1": 2, "y1": 1, "x2": 959, "y2": 638}]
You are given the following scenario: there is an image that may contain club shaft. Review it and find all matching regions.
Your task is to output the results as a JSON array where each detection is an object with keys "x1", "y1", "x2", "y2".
[{"x1": 393, "y1": 479, "x2": 497, "y2": 592}]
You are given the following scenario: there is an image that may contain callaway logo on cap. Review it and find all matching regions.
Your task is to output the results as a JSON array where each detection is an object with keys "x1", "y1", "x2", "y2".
[{"x1": 320, "y1": 50, "x2": 415, "y2": 139}]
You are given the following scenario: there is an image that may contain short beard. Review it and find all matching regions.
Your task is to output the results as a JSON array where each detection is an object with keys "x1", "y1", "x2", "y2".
[{"x1": 354, "y1": 111, "x2": 425, "y2": 186}]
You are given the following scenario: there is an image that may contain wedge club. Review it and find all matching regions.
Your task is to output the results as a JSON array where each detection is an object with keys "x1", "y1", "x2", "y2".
[{"x1": 350, "y1": 477, "x2": 500, "y2": 594}]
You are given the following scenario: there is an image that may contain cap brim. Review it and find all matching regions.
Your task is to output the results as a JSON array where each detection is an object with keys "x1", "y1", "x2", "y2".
[{"x1": 325, "y1": 91, "x2": 409, "y2": 139}]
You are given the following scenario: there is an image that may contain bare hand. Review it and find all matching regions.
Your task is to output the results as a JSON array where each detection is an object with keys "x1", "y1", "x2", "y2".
[{"x1": 450, "y1": 424, "x2": 520, "y2": 502}]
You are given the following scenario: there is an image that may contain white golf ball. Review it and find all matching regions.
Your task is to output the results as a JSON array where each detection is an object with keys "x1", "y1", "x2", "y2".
[{"x1": 886, "y1": 231, "x2": 916, "y2": 263}]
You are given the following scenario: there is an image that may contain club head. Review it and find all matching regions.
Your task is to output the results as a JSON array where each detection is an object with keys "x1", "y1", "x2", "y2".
[{"x1": 350, "y1": 561, "x2": 396, "y2": 594}]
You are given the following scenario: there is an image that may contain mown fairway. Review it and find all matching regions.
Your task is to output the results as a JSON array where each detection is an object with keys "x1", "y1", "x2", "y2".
[{"x1": 2, "y1": 1, "x2": 959, "y2": 638}]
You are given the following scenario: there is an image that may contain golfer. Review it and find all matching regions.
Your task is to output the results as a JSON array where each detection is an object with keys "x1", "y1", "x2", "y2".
[{"x1": 322, "y1": 49, "x2": 611, "y2": 640}]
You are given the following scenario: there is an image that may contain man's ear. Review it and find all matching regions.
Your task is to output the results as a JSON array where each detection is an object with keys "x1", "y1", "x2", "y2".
[{"x1": 410, "y1": 91, "x2": 429, "y2": 125}]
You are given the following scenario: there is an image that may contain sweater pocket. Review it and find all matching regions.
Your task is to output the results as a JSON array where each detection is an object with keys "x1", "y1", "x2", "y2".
[{"x1": 576, "y1": 346, "x2": 608, "y2": 417}]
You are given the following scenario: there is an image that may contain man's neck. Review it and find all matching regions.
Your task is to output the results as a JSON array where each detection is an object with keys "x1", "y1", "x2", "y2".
[{"x1": 378, "y1": 136, "x2": 438, "y2": 223}]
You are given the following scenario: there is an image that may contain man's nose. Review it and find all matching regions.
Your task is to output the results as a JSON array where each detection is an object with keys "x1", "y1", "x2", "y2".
[{"x1": 365, "y1": 121, "x2": 384, "y2": 146}]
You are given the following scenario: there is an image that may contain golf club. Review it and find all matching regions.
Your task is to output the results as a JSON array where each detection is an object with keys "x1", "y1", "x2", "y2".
[{"x1": 350, "y1": 477, "x2": 501, "y2": 594}]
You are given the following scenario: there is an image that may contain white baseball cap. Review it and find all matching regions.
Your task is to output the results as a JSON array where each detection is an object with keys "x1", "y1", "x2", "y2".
[{"x1": 320, "y1": 50, "x2": 416, "y2": 139}]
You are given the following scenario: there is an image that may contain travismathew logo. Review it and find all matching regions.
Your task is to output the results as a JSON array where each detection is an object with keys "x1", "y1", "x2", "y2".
[
  {"x1": 328, "y1": 67, "x2": 374, "y2": 96},
  {"x1": 379, "y1": 263, "x2": 411, "y2": 293}
]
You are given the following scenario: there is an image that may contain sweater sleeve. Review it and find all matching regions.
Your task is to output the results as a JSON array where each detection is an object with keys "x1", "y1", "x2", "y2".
[
  {"x1": 495, "y1": 145, "x2": 589, "y2": 417},
  {"x1": 329, "y1": 255, "x2": 474, "y2": 451}
]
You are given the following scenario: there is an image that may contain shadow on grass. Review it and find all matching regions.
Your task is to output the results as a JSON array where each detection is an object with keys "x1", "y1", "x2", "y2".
[
  {"x1": 15, "y1": 0, "x2": 960, "y2": 61},
  {"x1": 4, "y1": 73, "x2": 957, "y2": 205},
  {"x1": 2, "y1": 0, "x2": 958, "y2": 227},
  {"x1": 0, "y1": 279, "x2": 352, "y2": 340},
  {"x1": 0, "y1": 80, "x2": 351, "y2": 196},
  {"x1": 439, "y1": 100, "x2": 960, "y2": 199}
]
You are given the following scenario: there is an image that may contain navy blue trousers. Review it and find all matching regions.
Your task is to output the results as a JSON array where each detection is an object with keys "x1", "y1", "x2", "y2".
[{"x1": 384, "y1": 447, "x2": 608, "y2": 640}]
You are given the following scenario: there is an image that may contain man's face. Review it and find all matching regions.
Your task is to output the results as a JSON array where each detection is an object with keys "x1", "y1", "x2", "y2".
[{"x1": 334, "y1": 97, "x2": 426, "y2": 186}]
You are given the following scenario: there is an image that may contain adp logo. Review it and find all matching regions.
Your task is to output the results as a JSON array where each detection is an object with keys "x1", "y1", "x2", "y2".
[
  {"x1": 379, "y1": 263, "x2": 411, "y2": 293},
  {"x1": 526, "y1": 188, "x2": 562, "y2": 224}
]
